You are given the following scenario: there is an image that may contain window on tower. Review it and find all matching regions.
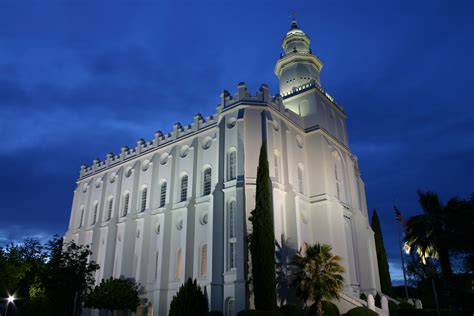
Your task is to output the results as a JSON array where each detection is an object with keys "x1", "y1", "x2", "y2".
[
  {"x1": 106, "y1": 197, "x2": 113, "y2": 221},
  {"x1": 297, "y1": 165, "x2": 304, "y2": 194},
  {"x1": 180, "y1": 175, "x2": 188, "y2": 202},
  {"x1": 228, "y1": 150, "x2": 237, "y2": 181},
  {"x1": 140, "y1": 186, "x2": 147, "y2": 212},
  {"x1": 228, "y1": 200, "x2": 237, "y2": 270},
  {"x1": 200, "y1": 244, "x2": 208, "y2": 277},
  {"x1": 91, "y1": 201, "x2": 99, "y2": 225},
  {"x1": 159, "y1": 181, "x2": 167, "y2": 207},
  {"x1": 122, "y1": 192, "x2": 130, "y2": 216},
  {"x1": 203, "y1": 167, "x2": 212, "y2": 196}
]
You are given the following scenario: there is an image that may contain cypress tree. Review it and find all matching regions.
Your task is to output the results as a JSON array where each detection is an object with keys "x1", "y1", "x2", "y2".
[
  {"x1": 249, "y1": 142, "x2": 276, "y2": 310},
  {"x1": 371, "y1": 209, "x2": 394, "y2": 296}
]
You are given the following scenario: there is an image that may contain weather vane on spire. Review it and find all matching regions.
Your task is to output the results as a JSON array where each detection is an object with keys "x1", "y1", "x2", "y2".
[{"x1": 290, "y1": 11, "x2": 299, "y2": 28}]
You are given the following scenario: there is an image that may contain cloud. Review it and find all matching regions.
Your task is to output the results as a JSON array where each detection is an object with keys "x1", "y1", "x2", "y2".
[
  {"x1": 0, "y1": 225, "x2": 56, "y2": 248},
  {"x1": 388, "y1": 260, "x2": 407, "y2": 286}
]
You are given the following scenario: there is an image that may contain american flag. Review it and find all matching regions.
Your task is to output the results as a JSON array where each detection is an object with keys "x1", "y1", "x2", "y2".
[{"x1": 394, "y1": 204, "x2": 403, "y2": 222}]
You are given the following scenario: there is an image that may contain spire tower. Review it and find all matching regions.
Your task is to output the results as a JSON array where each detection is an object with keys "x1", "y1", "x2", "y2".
[{"x1": 275, "y1": 19, "x2": 324, "y2": 96}]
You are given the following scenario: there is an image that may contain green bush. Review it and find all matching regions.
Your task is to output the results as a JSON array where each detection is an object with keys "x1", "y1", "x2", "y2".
[
  {"x1": 322, "y1": 301, "x2": 340, "y2": 316},
  {"x1": 206, "y1": 312, "x2": 224, "y2": 316},
  {"x1": 397, "y1": 301, "x2": 415, "y2": 310},
  {"x1": 305, "y1": 301, "x2": 339, "y2": 316},
  {"x1": 397, "y1": 309, "x2": 451, "y2": 316},
  {"x1": 237, "y1": 310, "x2": 285, "y2": 316},
  {"x1": 279, "y1": 303, "x2": 304, "y2": 316},
  {"x1": 388, "y1": 300, "x2": 399, "y2": 316},
  {"x1": 169, "y1": 278, "x2": 208, "y2": 316},
  {"x1": 346, "y1": 307, "x2": 378, "y2": 316}
]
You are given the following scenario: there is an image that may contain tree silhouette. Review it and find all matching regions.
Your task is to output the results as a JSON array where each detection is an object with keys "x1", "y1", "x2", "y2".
[{"x1": 249, "y1": 142, "x2": 276, "y2": 310}]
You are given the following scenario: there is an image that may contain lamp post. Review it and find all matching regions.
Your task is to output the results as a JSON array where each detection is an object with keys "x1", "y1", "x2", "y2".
[{"x1": 4, "y1": 295, "x2": 15, "y2": 316}]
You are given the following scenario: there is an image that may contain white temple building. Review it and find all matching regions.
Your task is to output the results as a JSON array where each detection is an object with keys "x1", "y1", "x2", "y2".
[{"x1": 64, "y1": 19, "x2": 381, "y2": 315}]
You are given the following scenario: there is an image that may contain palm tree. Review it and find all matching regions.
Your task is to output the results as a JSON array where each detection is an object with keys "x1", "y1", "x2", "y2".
[
  {"x1": 404, "y1": 191, "x2": 467, "y2": 314},
  {"x1": 290, "y1": 242, "x2": 345, "y2": 316}
]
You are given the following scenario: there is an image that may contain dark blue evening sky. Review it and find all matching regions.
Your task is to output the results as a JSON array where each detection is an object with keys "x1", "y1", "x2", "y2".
[{"x1": 0, "y1": 0, "x2": 473, "y2": 284}]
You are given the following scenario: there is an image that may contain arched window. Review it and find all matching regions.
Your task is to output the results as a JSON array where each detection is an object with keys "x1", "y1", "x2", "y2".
[
  {"x1": 203, "y1": 167, "x2": 212, "y2": 196},
  {"x1": 228, "y1": 151, "x2": 236, "y2": 181},
  {"x1": 91, "y1": 201, "x2": 98, "y2": 225},
  {"x1": 297, "y1": 165, "x2": 304, "y2": 194},
  {"x1": 180, "y1": 175, "x2": 188, "y2": 202},
  {"x1": 200, "y1": 244, "x2": 208, "y2": 277},
  {"x1": 123, "y1": 192, "x2": 130, "y2": 217},
  {"x1": 140, "y1": 186, "x2": 147, "y2": 212},
  {"x1": 106, "y1": 197, "x2": 113, "y2": 221},
  {"x1": 78, "y1": 206, "x2": 84, "y2": 228},
  {"x1": 226, "y1": 298, "x2": 235, "y2": 316},
  {"x1": 176, "y1": 248, "x2": 182, "y2": 279},
  {"x1": 159, "y1": 181, "x2": 167, "y2": 207}
]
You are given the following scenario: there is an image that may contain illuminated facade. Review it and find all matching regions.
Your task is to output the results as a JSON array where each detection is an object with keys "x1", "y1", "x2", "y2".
[{"x1": 65, "y1": 20, "x2": 381, "y2": 315}]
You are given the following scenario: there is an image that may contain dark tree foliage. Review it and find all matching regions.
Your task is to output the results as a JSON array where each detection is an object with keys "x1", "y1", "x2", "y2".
[
  {"x1": 0, "y1": 238, "x2": 47, "y2": 316},
  {"x1": 41, "y1": 236, "x2": 99, "y2": 316},
  {"x1": 404, "y1": 191, "x2": 474, "y2": 313},
  {"x1": 371, "y1": 210, "x2": 394, "y2": 297},
  {"x1": 85, "y1": 277, "x2": 140, "y2": 312},
  {"x1": 249, "y1": 142, "x2": 276, "y2": 311},
  {"x1": 168, "y1": 278, "x2": 208, "y2": 316},
  {"x1": 0, "y1": 236, "x2": 99, "y2": 316}
]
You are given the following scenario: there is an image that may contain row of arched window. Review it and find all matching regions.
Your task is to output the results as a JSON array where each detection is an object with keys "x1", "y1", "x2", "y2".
[{"x1": 78, "y1": 164, "x2": 223, "y2": 227}]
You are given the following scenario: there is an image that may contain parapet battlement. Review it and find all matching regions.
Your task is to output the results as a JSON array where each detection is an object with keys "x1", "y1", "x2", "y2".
[{"x1": 79, "y1": 81, "x2": 340, "y2": 180}]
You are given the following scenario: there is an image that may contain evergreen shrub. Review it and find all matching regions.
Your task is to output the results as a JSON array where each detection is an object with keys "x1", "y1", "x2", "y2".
[
  {"x1": 346, "y1": 307, "x2": 378, "y2": 316},
  {"x1": 388, "y1": 300, "x2": 399, "y2": 316},
  {"x1": 306, "y1": 301, "x2": 340, "y2": 316},
  {"x1": 279, "y1": 303, "x2": 304, "y2": 316},
  {"x1": 168, "y1": 278, "x2": 208, "y2": 316},
  {"x1": 237, "y1": 310, "x2": 285, "y2": 316},
  {"x1": 322, "y1": 301, "x2": 340, "y2": 316}
]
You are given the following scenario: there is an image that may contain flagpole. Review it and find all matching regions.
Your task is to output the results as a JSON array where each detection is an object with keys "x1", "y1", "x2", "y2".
[{"x1": 396, "y1": 219, "x2": 409, "y2": 301}]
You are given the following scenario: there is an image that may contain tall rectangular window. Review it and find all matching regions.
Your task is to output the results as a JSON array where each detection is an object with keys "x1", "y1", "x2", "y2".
[
  {"x1": 123, "y1": 193, "x2": 130, "y2": 217},
  {"x1": 180, "y1": 175, "x2": 188, "y2": 202},
  {"x1": 229, "y1": 242, "x2": 236, "y2": 269},
  {"x1": 229, "y1": 201, "x2": 235, "y2": 238},
  {"x1": 203, "y1": 168, "x2": 212, "y2": 196},
  {"x1": 228, "y1": 151, "x2": 236, "y2": 180},
  {"x1": 107, "y1": 198, "x2": 113, "y2": 220},
  {"x1": 200, "y1": 244, "x2": 208, "y2": 277},
  {"x1": 297, "y1": 166, "x2": 304, "y2": 194},
  {"x1": 78, "y1": 206, "x2": 84, "y2": 228},
  {"x1": 154, "y1": 251, "x2": 159, "y2": 280},
  {"x1": 228, "y1": 200, "x2": 236, "y2": 270},
  {"x1": 274, "y1": 155, "x2": 279, "y2": 181},
  {"x1": 176, "y1": 249, "x2": 182, "y2": 279},
  {"x1": 91, "y1": 202, "x2": 98, "y2": 225},
  {"x1": 140, "y1": 187, "x2": 147, "y2": 212},
  {"x1": 159, "y1": 182, "x2": 167, "y2": 207}
]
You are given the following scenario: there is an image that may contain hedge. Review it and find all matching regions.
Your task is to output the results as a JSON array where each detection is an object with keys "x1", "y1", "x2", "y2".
[
  {"x1": 305, "y1": 301, "x2": 340, "y2": 316},
  {"x1": 346, "y1": 307, "x2": 378, "y2": 316},
  {"x1": 237, "y1": 310, "x2": 285, "y2": 316},
  {"x1": 279, "y1": 304, "x2": 304, "y2": 316},
  {"x1": 388, "y1": 300, "x2": 399, "y2": 316}
]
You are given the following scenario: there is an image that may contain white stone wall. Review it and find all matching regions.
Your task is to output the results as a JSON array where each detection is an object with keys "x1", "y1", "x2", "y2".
[{"x1": 65, "y1": 82, "x2": 380, "y2": 315}]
